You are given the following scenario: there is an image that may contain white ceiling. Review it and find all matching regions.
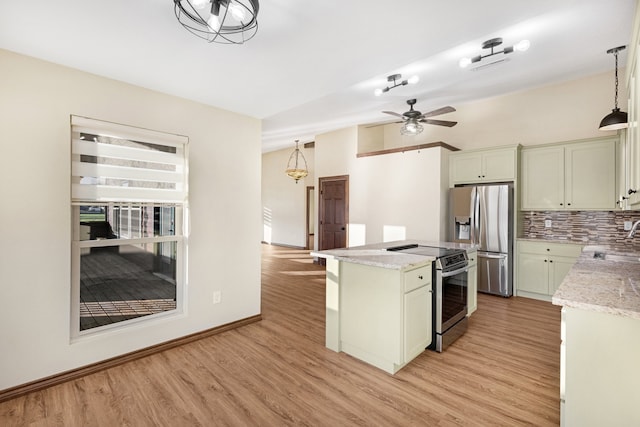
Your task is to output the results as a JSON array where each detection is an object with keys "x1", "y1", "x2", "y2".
[{"x1": 0, "y1": 1, "x2": 636, "y2": 152}]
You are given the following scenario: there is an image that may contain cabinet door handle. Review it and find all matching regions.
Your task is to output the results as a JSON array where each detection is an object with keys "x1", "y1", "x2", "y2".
[
  {"x1": 560, "y1": 203, "x2": 563, "y2": 206},
  {"x1": 567, "y1": 203, "x2": 571, "y2": 206},
  {"x1": 418, "y1": 275, "x2": 423, "y2": 280},
  {"x1": 546, "y1": 248, "x2": 550, "y2": 251},
  {"x1": 550, "y1": 260, "x2": 554, "y2": 263},
  {"x1": 544, "y1": 259, "x2": 548, "y2": 262}
]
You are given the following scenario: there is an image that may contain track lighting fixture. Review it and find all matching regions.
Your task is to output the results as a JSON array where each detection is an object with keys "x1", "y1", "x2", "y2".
[
  {"x1": 374, "y1": 74, "x2": 419, "y2": 96},
  {"x1": 459, "y1": 38, "x2": 529, "y2": 69}
]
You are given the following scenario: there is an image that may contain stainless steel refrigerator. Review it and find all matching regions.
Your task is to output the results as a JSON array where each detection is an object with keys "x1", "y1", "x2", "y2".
[{"x1": 449, "y1": 184, "x2": 513, "y2": 297}]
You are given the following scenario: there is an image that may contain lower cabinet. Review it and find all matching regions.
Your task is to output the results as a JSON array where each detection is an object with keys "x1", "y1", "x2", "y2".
[
  {"x1": 516, "y1": 241, "x2": 582, "y2": 301},
  {"x1": 339, "y1": 261, "x2": 432, "y2": 374},
  {"x1": 467, "y1": 250, "x2": 478, "y2": 315},
  {"x1": 561, "y1": 307, "x2": 640, "y2": 426}
]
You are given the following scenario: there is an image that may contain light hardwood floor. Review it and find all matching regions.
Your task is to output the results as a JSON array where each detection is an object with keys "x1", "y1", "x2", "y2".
[{"x1": 0, "y1": 244, "x2": 561, "y2": 426}]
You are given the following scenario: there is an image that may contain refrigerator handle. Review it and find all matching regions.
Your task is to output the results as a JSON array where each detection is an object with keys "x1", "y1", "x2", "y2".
[{"x1": 472, "y1": 187, "x2": 480, "y2": 245}]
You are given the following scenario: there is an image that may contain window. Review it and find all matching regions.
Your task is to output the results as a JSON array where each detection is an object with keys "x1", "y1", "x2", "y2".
[{"x1": 70, "y1": 116, "x2": 188, "y2": 337}]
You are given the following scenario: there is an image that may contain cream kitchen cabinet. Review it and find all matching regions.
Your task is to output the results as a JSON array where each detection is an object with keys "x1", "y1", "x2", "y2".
[
  {"x1": 450, "y1": 146, "x2": 518, "y2": 185},
  {"x1": 561, "y1": 307, "x2": 640, "y2": 426},
  {"x1": 516, "y1": 241, "x2": 582, "y2": 301},
  {"x1": 521, "y1": 138, "x2": 618, "y2": 210},
  {"x1": 623, "y1": 30, "x2": 640, "y2": 208},
  {"x1": 339, "y1": 262, "x2": 432, "y2": 374},
  {"x1": 466, "y1": 249, "x2": 477, "y2": 316}
]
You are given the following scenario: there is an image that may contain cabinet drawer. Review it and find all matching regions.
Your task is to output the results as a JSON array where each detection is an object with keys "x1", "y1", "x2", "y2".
[
  {"x1": 518, "y1": 241, "x2": 582, "y2": 257},
  {"x1": 404, "y1": 264, "x2": 431, "y2": 293}
]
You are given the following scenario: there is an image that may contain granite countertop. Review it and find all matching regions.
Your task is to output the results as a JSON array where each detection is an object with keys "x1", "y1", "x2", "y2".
[
  {"x1": 552, "y1": 245, "x2": 640, "y2": 320},
  {"x1": 311, "y1": 240, "x2": 477, "y2": 270}
]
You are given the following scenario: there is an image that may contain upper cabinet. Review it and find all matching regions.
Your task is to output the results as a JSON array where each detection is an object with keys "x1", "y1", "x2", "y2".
[
  {"x1": 521, "y1": 138, "x2": 618, "y2": 210},
  {"x1": 625, "y1": 25, "x2": 640, "y2": 209},
  {"x1": 450, "y1": 146, "x2": 519, "y2": 185}
]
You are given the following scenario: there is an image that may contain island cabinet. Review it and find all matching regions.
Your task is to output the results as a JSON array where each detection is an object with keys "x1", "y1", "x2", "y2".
[
  {"x1": 561, "y1": 307, "x2": 640, "y2": 426},
  {"x1": 516, "y1": 241, "x2": 582, "y2": 301},
  {"x1": 338, "y1": 261, "x2": 432, "y2": 374},
  {"x1": 521, "y1": 138, "x2": 618, "y2": 210},
  {"x1": 449, "y1": 146, "x2": 518, "y2": 185},
  {"x1": 467, "y1": 249, "x2": 478, "y2": 315}
]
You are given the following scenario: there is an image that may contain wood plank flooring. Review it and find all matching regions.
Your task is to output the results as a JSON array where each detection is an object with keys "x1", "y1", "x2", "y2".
[{"x1": 0, "y1": 244, "x2": 561, "y2": 426}]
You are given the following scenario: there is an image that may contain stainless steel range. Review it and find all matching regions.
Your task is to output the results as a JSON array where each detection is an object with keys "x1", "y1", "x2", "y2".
[{"x1": 386, "y1": 244, "x2": 469, "y2": 352}]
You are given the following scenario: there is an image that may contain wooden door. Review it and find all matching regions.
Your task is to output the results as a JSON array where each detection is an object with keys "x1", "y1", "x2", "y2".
[{"x1": 318, "y1": 175, "x2": 348, "y2": 251}]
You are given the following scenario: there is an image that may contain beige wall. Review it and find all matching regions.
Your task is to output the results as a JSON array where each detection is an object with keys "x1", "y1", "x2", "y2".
[
  {"x1": 262, "y1": 145, "x2": 315, "y2": 247},
  {"x1": 314, "y1": 128, "x2": 448, "y2": 247},
  {"x1": 0, "y1": 49, "x2": 262, "y2": 390},
  {"x1": 265, "y1": 71, "x2": 621, "y2": 249},
  {"x1": 378, "y1": 70, "x2": 621, "y2": 151}
]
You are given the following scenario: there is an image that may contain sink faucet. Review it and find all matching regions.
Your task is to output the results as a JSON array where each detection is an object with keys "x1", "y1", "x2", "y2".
[{"x1": 627, "y1": 220, "x2": 640, "y2": 238}]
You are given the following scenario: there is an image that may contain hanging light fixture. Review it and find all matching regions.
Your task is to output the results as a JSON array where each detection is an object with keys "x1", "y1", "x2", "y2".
[
  {"x1": 173, "y1": 0, "x2": 259, "y2": 44},
  {"x1": 285, "y1": 140, "x2": 309, "y2": 183},
  {"x1": 599, "y1": 45, "x2": 628, "y2": 131}
]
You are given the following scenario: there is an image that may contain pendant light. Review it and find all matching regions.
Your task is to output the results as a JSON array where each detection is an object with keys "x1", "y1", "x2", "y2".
[
  {"x1": 599, "y1": 45, "x2": 628, "y2": 131},
  {"x1": 285, "y1": 140, "x2": 308, "y2": 183}
]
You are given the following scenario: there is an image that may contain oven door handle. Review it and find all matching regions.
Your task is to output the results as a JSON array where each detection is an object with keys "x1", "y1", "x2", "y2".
[{"x1": 441, "y1": 265, "x2": 470, "y2": 278}]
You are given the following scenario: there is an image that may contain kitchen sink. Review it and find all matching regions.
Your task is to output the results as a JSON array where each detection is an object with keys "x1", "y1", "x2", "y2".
[{"x1": 593, "y1": 251, "x2": 640, "y2": 263}]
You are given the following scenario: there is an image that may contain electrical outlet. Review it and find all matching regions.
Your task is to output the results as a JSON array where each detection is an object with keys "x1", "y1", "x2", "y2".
[
  {"x1": 544, "y1": 220, "x2": 552, "y2": 228},
  {"x1": 624, "y1": 221, "x2": 633, "y2": 231},
  {"x1": 213, "y1": 291, "x2": 221, "y2": 304}
]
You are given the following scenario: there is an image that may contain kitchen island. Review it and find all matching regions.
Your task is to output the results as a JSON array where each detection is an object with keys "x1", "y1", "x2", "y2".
[
  {"x1": 313, "y1": 240, "x2": 476, "y2": 374},
  {"x1": 552, "y1": 246, "x2": 640, "y2": 426}
]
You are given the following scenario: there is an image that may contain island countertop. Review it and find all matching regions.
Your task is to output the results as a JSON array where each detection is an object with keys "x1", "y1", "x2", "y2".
[
  {"x1": 552, "y1": 245, "x2": 640, "y2": 320},
  {"x1": 312, "y1": 240, "x2": 477, "y2": 270}
]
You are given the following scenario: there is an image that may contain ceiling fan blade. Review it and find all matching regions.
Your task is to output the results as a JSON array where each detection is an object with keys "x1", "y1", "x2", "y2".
[
  {"x1": 365, "y1": 120, "x2": 404, "y2": 128},
  {"x1": 420, "y1": 106, "x2": 456, "y2": 118},
  {"x1": 421, "y1": 119, "x2": 458, "y2": 127},
  {"x1": 381, "y1": 111, "x2": 405, "y2": 118}
]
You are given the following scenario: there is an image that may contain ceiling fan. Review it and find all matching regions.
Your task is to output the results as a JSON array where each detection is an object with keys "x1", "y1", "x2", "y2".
[{"x1": 380, "y1": 99, "x2": 457, "y2": 135}]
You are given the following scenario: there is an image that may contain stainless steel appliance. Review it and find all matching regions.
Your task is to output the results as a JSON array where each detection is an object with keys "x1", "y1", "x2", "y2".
[
  {"x1": 450, "y1": 184, "x2": 513, "y2": 297},
  {"x1": 386, "y1": 244, "x2": 469, "y2": 352}
]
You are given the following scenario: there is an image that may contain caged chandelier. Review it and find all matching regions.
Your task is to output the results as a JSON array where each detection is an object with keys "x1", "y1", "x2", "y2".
[{"x1": 174, "y1": 0, "x2": 259, "y2": 44}]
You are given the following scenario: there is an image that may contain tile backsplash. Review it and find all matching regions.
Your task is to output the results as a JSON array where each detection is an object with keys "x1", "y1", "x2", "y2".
[{"x1": 521, "y1": 210, "x2": 640, "y2": 251}]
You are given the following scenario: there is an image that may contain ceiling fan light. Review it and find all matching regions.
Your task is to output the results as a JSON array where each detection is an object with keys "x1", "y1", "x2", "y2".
[
  {"x1": 599, "y1": 108, "x2": 628, "y2": 130},
  {"x1": 401, "y1": 120, "x2": 424, "y2": 135}
]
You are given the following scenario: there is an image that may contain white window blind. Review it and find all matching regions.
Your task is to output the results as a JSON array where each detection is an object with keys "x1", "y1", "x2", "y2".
[{"x1": 71, "y1": 116, "x2": 188, "y2": 203}]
